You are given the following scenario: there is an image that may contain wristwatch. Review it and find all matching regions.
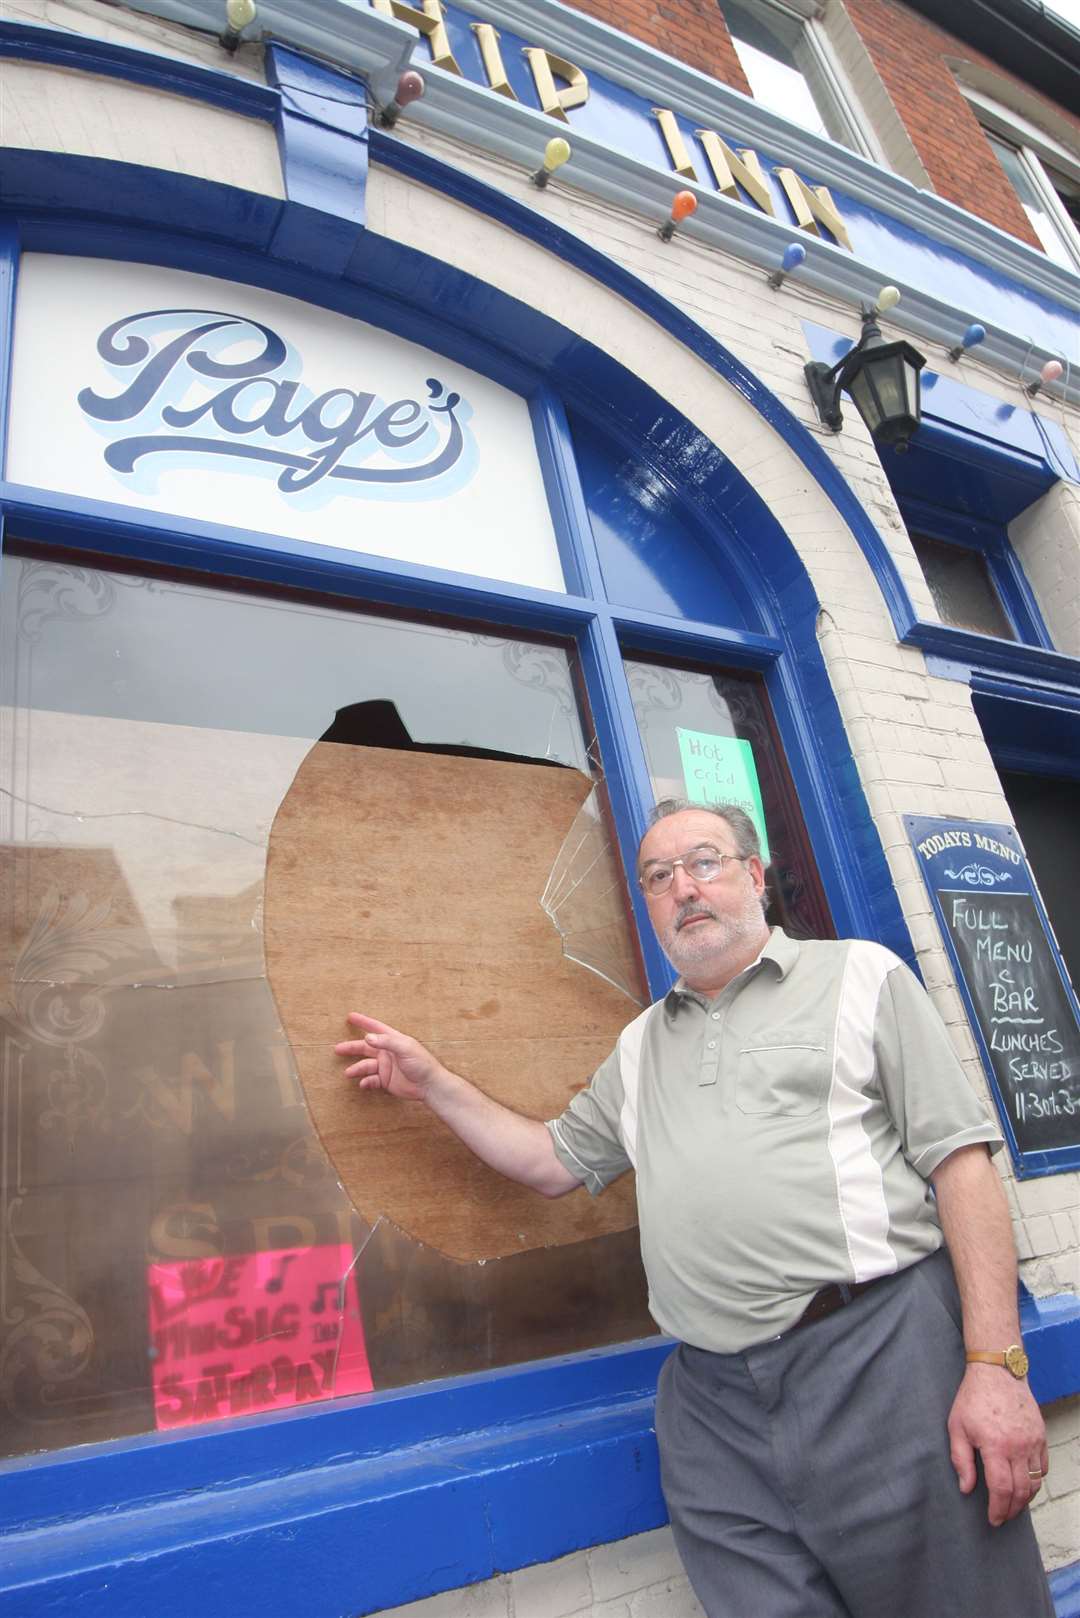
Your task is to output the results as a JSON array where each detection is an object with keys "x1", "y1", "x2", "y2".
[{"x1": 965, "y1": 1344, "x2": 1029, "y2": 1378}]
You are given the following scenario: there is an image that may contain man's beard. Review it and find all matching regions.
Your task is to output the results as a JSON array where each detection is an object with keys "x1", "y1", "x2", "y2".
[{"x1": 659, "y1": 880, "x2": 767, "y2": 979}]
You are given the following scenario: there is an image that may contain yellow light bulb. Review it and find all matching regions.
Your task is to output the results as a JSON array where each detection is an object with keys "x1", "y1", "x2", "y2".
[
  {"x1": 226, "y1": 0, "x2": 256, "y2": 31},
  {"x1": 876, "y1": 285, "x2": 901, "y2": 312},
  {"x1": 543, "y1": 138, "x2": 571, "y2": 173}
]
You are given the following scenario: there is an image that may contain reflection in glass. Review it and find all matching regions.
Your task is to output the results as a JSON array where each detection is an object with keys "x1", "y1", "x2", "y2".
[
  {"x1": 542, "y1": 786, "x2": 647, "y2": 1005},
  {"x1": 720, "y1": 0, "x2": 848, "y2": 143},
  {"x1": 0, "y1": 550, "x2": 651, "y2": 1458},
  {"x1": 983, "y1": 129, "x2": 1078, "y2": 270},
  {"x1": 625, "y1": 656, "x2": 833, "y2": 941},
  {"x1": 910, "y1": 533, "x2": 1016, "y2": 641}
]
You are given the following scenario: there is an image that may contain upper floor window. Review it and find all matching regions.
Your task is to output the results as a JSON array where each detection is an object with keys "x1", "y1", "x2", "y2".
[
  {"x1": 910, "y1": 531, "x2": 1017, "y2": 641},
  {"x1": 718, "y1": 0, "x2": 868, "y2": 150},
  {"x1": 983, "y1": 129, "x2": 1080, "y2": 269},
  {"x1": 965, "y1": 87, "x2": 1080, "y2": 270}
]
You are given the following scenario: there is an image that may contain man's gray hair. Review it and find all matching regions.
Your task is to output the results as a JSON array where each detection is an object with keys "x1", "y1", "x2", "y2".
[{"x1": 644, "y1": 798, "x2": 763, "y2": 860}]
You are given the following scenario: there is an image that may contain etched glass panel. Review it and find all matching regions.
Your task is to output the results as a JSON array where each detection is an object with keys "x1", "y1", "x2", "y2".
[
  {"x1": 0, "y1": 548, "x2": 650, "y2": 1459},
  {"x1": 911, "y1": 533, "x2": 1016, "y2": 641}
]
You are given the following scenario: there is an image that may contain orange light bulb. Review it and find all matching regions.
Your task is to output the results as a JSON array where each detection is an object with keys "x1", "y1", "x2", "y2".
[{"x1": 671, "y1": 190, "x2": 697, "y2": 223}]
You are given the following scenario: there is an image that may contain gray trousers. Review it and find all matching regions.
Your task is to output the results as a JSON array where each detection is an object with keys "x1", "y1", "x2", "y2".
[{"x1": 655, "y1": 1250, "x2": 1055, "y2": 1618}]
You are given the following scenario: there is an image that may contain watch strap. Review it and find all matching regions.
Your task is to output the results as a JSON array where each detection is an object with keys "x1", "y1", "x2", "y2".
[{"x1": 965, "y1": 1345, "x2": 1028, "y2": 1378}]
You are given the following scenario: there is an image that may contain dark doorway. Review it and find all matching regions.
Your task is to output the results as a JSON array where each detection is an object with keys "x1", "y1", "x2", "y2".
[{"x1": 999, "y1": 770, "x2": 1080, "y2": 994}]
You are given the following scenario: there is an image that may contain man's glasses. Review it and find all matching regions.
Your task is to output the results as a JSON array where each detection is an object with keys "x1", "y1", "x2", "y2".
[{"x1": 638, "y1": 846, "x2": 748, "y2": 897}]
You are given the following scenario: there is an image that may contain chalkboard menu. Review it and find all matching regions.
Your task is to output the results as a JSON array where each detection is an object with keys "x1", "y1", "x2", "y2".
[{"x1": 906, "y1": 816, "x2": 1080, "y2": 1176}]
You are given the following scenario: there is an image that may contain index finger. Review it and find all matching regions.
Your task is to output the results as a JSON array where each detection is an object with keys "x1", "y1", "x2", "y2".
[{"x1": 346, "y1": 1013, "x2": 396, "y2": 1036}]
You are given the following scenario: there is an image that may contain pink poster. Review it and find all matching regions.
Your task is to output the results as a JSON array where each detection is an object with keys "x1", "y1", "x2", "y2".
[{"x1": 147, "y1": 1244, "x2": 373, "y2": 1430}]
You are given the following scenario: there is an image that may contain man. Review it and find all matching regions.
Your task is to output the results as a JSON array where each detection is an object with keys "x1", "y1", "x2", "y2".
[{"x1": 336, "y1": 800, "x2": 1053, "y2": 1618}]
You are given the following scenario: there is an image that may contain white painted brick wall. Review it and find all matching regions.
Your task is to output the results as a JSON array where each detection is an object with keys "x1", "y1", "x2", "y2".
[
  {"x1": 373, "y1": 1527, "x2": 706, "y2": 1618},
  {"x1": 1, "y1": 55, "x2": 284, "y2": 195},
  {"x1": 7, "y1": 0, "x2": 267, "y2": 80},
  {"x1": 1010, "y1": 479, "x2": 1080, "y2": 658}
]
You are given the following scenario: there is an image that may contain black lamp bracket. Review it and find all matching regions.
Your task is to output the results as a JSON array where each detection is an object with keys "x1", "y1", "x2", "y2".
[{"x1": 804, "y1": 311, "x2": 883, "y2": 433}]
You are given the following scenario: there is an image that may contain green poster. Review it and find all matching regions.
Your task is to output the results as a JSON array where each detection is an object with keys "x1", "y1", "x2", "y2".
[{"x1": 675, "y1": 728, "x2": 771, "y2": 862}]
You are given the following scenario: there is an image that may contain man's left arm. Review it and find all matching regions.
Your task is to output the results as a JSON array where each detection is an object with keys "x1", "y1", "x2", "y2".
[{"x1": 930, "y1": 1143, "x2": 1048, "y2": 1527}]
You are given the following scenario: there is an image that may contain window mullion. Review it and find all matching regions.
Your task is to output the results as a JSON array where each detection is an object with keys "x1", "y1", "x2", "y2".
[
  {"x1": 577, "y1": 611, "x2": 675, "y2": 997},
  {"x1": 529, "y1": 388, "x2": 609, "y2": 603}
]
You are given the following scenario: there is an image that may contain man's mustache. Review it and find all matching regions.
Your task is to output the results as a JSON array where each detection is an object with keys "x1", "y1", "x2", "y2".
[{"x1": 674, "y1": 902, "x2": 718, "y2": 931}]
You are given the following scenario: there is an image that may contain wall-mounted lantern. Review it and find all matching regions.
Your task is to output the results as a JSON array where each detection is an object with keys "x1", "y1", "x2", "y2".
[{"x1": 805, "y1": 303, "x2": 927, "y2": 450}]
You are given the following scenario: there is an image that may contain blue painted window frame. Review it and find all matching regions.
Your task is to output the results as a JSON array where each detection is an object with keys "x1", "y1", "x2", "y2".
[
  {"x1": 0, "y1": 24, "x2": 1077, "y2": 1612},
  {"x1": 900, "y1": 495, "x2": 1053, "y2": 650}
]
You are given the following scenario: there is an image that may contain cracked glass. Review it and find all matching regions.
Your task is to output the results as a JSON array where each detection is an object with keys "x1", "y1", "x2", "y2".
[{"x1": 0, "y1": 547, "x2": 651, "y2": 1458}]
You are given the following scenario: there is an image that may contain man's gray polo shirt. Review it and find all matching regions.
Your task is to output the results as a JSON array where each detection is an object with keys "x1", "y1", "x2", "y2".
[{"x1": 547, "y1": 930, "x2": 1002, "y2": 1353}]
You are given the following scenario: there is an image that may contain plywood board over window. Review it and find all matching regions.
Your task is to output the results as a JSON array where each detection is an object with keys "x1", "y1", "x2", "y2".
[
  {"x1": 265, "y1": 741, "x2": 643, "y2": 1260},
  {"x1": 265, "y1": 742, "x2": 654, "y2": 1385}
]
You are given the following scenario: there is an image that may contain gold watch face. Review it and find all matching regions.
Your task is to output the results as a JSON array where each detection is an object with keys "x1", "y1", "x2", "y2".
[{"x1": 1004, "y1": 1344, "x2": 1029, "y2": 1379}]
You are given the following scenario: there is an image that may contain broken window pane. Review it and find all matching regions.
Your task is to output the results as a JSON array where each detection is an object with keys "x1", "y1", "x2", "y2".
[
  {"x1": 541, "y1": 784, "x2": 647, "y2": 1006},
  {"x1": 0, "y1": 547, "x2": 652, "y2": 1458}
]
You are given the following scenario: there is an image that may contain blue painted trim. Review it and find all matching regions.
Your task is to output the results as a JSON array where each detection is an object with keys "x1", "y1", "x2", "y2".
[
  {"x1": 993, "y1": 745, "x2": 1080, "y2": 781},
  {"x1": 528, "y1": 388, "x2": 604, "y2": 602},
  {"x1": 993, "y1": 538, "x2": 1056, "y2": 652},
  {"x1": 0, "y1": 1342, "x2": 673, "y2": 1618},
  {"x1": 0, "y1": 223, "x2": 17, "y2": 481},
  {"x1": 1051, "y1": 1559, "x2": 1080, "y2": 1618},
  {"x1": 802, "y1": 319, "x2": 1078, "y2": 652},
  {"x1": 1021, "y1": 1291, "x2": 1080, "y2": 1406},
  {"x1": 900, "y1": 500, "x2": 1007, "y2": 549},
  {"x1": 0, "y1": 489, "x2": 779, "y2": 667},
  {"x1": 0, "y1": 138, "x2": 908, "y2": 961},
  {"x1": 264, "y1": 42, "x2": 369, "y2": 275},
  {"x1": 905, "y1": 621, "x2": 1080, "y2": 692},
  {"x1": 0, "y1": 16, "x2": 279, "y2": 120},
  {"x1": 0, "y1": 1338, "x2": 670, "y2": 1527},
  {"x1": 0, "y1": 482, "x2": 597, "y2": 631},
  {"x1": 610, "y1": 614, "x2": 783, "y2": 667},
  {"x1": 526, "y1": 392, "x2": 679, "y2": 986},
  {"x1": 6, "y1": 153, "x2": 284, "y2": 256},
  {"x1": 578, "y1": 613, "x2": 679, "y2": 998},
  {"x1": 10, "y1": 200, "x2": 543, "y2": 401},
  {"x1": 970, "y1": 670, "x2": 1080, "y2": 724}
]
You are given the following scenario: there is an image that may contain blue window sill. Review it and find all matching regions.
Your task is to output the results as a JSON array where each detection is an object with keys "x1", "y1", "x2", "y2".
[
  {"x1": 1023, "y1": 1288, "x2": 1080, "y2": 1405},
  {"x1": 1, "y1": 1295, "x2": 1077, "y2": 1617},
  {"x1": 1052, "y1": 1558, "x2": 1080, "y2": 1618},
  {"x1": 0, "y1": 1339, "x2": 672, "y2": 1618}
]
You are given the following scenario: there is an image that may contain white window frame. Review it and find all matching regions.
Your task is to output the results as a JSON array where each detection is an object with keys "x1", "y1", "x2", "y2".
[
  {"x1": 720, "y1": 0, "x2": 880, "y2": 161},
  {"x1": 965, "y1": 84, "x2": 1080, "y2": 271}
]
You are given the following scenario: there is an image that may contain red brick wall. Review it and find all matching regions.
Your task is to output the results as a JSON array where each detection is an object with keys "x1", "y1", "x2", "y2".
[
  {"x1": 559, "y1": 0, "x2": 751, "y2": 92},
  {"x1": 842, "y1": 0, "x2": 1078, "y2": 247},
  {"x1": 560, "y1": 0, "x2": 1078, "y2": 255}
]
